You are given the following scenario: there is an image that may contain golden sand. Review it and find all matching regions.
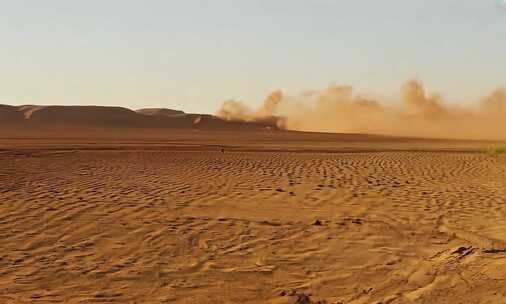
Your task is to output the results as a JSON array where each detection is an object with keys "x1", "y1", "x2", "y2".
[{"x1": 1, "y1": 130, "x2": 505, "y2": 303}]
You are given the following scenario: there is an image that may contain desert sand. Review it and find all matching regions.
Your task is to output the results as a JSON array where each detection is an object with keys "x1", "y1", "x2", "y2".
[{"x1": 1, "y1": 121, "x2": 506, "y2": 304}]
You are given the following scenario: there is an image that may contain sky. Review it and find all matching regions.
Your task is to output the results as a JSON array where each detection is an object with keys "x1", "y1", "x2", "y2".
[{"x1": 1, "y1": 0, "x2": 505, "y2": 114}]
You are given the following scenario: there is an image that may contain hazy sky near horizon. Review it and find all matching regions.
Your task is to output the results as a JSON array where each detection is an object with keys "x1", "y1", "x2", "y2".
[{"x1": 1, "y1": 0, "x2": 505, "y2": 113}]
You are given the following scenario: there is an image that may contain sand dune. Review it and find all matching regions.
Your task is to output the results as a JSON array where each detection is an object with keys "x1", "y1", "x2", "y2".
[
  {"x1": 0, "y1": 104, "x2": 280, "y2": 131},
  {"x1": 24, "y1": 105, "x2": 152, "y2": 127},
  {"x1": 0, "y1": 132, "x2": 505, "y2": 303},
  {"x1": 0, "y1": 105, "x2": 24, "y2": 124},
  {"x1": 136, "y1": 108, "x2": 186, "y2": 116}
]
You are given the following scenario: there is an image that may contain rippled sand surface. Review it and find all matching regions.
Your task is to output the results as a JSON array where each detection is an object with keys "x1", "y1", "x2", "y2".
[{"x1": 1, "y1": 130, "x2": 505, "y2": 303}]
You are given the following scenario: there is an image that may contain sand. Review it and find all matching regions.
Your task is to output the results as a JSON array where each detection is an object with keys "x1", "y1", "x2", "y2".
[
  {"x1": 1, "y1": 129, "x2": 505, "y2": 303},
  {"x1": 0, "y1": 104, "x2": 280, "y2": 131}
]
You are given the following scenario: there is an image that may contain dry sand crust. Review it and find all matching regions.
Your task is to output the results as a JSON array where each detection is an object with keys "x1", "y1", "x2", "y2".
[{"x1": 0, "y1": 130, "x2": 506, "y2": 303}]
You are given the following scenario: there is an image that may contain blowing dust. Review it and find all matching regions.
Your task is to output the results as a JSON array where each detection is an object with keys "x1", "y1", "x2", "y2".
[{"x1": 216, "y1": 80, "x2": 506, "y2": 140}]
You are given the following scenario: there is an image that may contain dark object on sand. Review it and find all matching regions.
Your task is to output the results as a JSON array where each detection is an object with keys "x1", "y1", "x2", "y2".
[{"x1": 295, "y1": 293, "x2": 311, "y2": 304}]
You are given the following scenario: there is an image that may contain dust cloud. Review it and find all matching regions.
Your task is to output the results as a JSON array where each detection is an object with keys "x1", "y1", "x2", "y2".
[
  {"x1": 216, "y1": 80, "x2": 506, "y2": 140},
  {"x1": 216, "y1": 90, "x2": 283, "y2": 122}
]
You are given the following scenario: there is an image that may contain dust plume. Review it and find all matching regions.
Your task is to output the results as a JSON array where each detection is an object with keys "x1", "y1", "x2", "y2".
[
  {"x1": 215, "y1": 90, "x2": 284, "y2": 125},
  {"x1": 401, "y1": 80, "x2": 445, "y2": 117},
  {"x1": 216, "y1": 80, "x2": 506, "y2": 140}
]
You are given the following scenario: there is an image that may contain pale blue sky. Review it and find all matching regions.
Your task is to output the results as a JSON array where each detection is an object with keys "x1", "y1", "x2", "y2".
[{"x1": 1, "y1": 0, "x2": 505, "y2": 113}]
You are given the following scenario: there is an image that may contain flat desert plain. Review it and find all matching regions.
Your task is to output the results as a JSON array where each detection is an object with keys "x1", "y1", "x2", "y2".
[{"x1": 1, "y1": 129, "x2": 506, "y2": 304}]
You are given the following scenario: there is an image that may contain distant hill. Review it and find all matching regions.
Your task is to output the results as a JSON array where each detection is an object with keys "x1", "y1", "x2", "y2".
[
  {"x1": 0, "y1": 104, "x2": 281, "y2": 131},
  {"x1": 136, "y1": 108, "x2": 185, "y2": 116},
  {"x1": 0, "y1": 105, "x2": 24, "y2": 123}
]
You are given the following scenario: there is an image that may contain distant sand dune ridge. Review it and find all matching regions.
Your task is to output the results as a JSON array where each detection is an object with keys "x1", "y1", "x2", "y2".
[{"x1": 0, "y1": 104, "x2": 281, "y2": 131}]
